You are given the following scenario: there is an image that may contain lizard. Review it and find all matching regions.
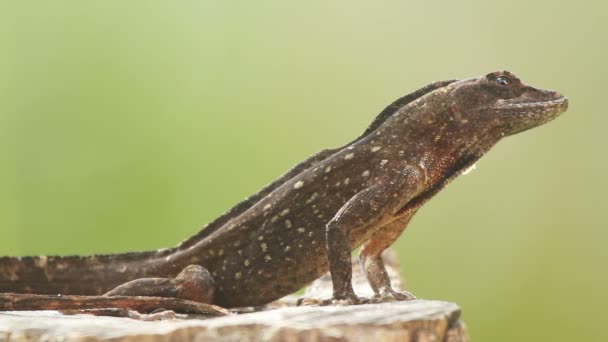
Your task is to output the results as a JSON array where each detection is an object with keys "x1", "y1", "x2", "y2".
[{"x1": 0, "y1": 71, "x2": 568, "y2": 310}]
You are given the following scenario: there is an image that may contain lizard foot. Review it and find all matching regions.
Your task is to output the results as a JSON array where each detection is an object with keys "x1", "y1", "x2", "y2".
[
  {"x1": 297, "y1": 293, "x2": 369, "y2": 306},
  {"x1": 370, "y1": 288, "x2": 417, "y2": 303}
]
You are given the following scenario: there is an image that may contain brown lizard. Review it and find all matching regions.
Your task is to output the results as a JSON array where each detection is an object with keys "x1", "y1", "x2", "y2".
[{"x1": 0, "y1": 71, "x2": 568, "y2": 310}]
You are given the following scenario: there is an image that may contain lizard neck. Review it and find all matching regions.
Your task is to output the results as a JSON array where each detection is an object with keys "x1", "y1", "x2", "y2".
[{"x1": 383, "y1": 103, "x2": 504, "y2": 216}]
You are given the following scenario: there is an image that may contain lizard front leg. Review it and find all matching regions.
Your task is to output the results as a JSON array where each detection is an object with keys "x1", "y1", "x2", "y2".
[
  {"x1": 359, "y1": 215, "x2": 416, "y2": 302},
  {"x1": 325, "y1": 187, "x2": 388, "y2": 304},
  {"x1": 302, "y1": 168, "x2": 422, "y2": 305}
]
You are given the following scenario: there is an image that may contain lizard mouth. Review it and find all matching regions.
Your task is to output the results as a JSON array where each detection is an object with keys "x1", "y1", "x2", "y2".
[
  {"x1": 496, "y1": 90, "x2": 568, "y2": 134},
  {"x1": 497, "y1": 92, "x2": 568, "y2": 116}
]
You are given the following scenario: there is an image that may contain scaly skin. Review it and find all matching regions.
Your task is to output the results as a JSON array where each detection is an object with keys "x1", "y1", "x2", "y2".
[{"x1": 0, "y1": 71, "x2": 568, "y2": 308}]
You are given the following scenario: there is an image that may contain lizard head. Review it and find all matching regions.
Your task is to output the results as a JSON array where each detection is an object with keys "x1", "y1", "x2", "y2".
[{"x1": 448, "y1": 71, "x2": 568, "y2": 136}]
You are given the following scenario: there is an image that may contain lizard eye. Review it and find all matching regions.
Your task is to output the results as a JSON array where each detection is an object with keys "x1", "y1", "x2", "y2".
[{"x1": 496, "y1": 76, "x2": 510, "y2": 86}]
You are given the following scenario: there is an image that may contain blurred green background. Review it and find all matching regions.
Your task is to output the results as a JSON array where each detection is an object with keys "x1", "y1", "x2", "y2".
[{"x1": 0, "y1": 1, "x2": 605, "y2": 340}]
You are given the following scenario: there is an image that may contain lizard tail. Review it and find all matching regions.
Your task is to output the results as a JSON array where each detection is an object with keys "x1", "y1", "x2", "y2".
[
  {"x1": 0, "y1": 293, "x2": 228, "y2": 316},
  {"x1": 0, "y1": 250, "x2": 173, "y2": 295}
]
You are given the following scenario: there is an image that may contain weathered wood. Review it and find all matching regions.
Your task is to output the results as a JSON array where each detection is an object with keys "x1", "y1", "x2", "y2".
[
  {"x1": 0, "y1": 300, "x2": 466, "y2": 341},
  {"x1": 0, "y1": 250, "x2": 468, "y2": 341}
]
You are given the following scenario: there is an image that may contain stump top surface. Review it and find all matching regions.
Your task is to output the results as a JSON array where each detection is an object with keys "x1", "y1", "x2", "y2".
[{"x1": 0, "y1": 300, "x2": 465, "y2": 341}]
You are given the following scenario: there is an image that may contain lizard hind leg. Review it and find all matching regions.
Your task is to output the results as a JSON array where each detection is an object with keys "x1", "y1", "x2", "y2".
[
  {"x1": 104, "y1": 265, "x2": 215, "y2": 304},
  {"x1": 359, "y1": 215, "x2": 417, "y2": 302}
]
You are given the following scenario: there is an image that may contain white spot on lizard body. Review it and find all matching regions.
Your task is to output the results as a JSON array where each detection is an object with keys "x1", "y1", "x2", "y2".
[
  {"x1": 294, "y1": 181, "x2": 304, "y2": 189},
  {"x1": 35, "y1": 256, "x2": 48, "y2": 268},
  {"x1": 344, "y1": 153, "x2": 355, "y2": 160},
  {"x1": 371, "y1": 146, "x2": 382, "y2": 152},
  {"x1": 305, "y1": 192, "x2": 319, "y2": 204}
]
